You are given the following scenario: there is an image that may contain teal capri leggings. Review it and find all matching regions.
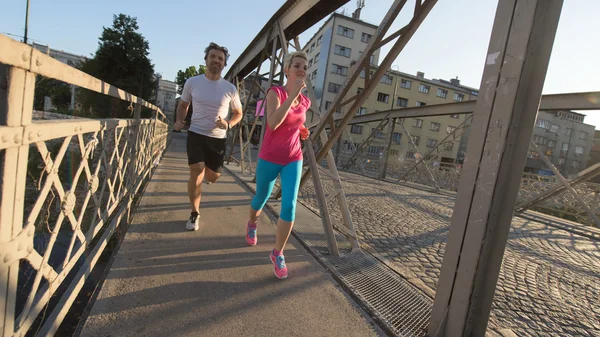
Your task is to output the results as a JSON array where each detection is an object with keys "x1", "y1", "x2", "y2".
[{"x1": 251, "y1": 158, "x2": 303, "y2": 222}]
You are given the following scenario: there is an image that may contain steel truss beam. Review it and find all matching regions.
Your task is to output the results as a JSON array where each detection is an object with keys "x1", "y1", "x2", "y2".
[
  {"x1": 429, "y1": 0, "x2": 563, "y2": 335},
  {"x1": 523, "y1": 142, "x2": 600, "y2": 226},
  {"x1": 278, "y1": 0, "x2": 440, "y2": 196},
  {"x1": 515, "y1": 161, "x2": 600, "y2": 214},
  {"x1": 323, "y1": 91, "x2": 600, "y2": 127}
]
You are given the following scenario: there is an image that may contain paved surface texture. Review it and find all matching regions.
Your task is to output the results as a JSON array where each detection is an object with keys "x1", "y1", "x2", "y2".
[
  {"x1": 296, "y1": 170, "x2": 600, "y2": 337},
  {"x1": 79, "y1": 133, "x2": 381, "y2": 337}
]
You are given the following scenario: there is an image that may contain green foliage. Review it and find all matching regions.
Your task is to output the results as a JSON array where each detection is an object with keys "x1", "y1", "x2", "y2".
[
  {"x1": 77, "y1": 14, "x2": 155, "y2": 118},
  {"x1": 33, "y1": 76, "x2": 72, "y2": 111},
  {"x1": 175, "y1": 65, "x2": 206, "y2": 95}
]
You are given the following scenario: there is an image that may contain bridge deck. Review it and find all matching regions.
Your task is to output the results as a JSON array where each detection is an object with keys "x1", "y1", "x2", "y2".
[{"x1": 79, "y1": 132, "x2": 381, "y2": 337}]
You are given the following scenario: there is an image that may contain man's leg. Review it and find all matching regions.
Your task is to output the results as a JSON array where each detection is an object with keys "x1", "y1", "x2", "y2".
[
  {"x1": 204, "y1": 167, "x2": 220, "y2": 183},
  {"x1": 185, "y1": 131, "x2": 206, "y2": 231},
  {"x1": 188, "y1": 162, "x2": 206, "y2": 212},
  {"x1": 203, "y1": 135, "x2": 227, "y2": 183}
]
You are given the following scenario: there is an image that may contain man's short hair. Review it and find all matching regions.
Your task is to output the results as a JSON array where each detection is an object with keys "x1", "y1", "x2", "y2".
[{"x1": 204, "y1": 42, "x2": 230, "y2": 66}]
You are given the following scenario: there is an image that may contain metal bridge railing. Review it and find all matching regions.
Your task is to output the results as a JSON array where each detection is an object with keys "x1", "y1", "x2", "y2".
[{"x1": 0, "y1": 34, "x2": 170, "y2": 336}]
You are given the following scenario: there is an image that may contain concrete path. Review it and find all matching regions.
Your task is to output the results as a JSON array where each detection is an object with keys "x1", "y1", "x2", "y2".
[{"x1": 80, "y1": 132, "x2": 381, "y2": 337}]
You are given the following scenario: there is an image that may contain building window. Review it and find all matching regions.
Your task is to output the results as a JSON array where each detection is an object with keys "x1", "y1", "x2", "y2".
[
  {"x1": 566, "y1": 128, "x2": 573, "y2": 136},
  {"x1": 396, "y1": 97, "x2": 408, "y2": 107},
  {"x1": 314, "y1": 53, "x2": 320, "y2": 63},
  {"x1": 377, "y1": 93, "x2": 389, "y2": 103},
  {"x1": 372, "y1": 128, "x2": 385, "y2": 138},
  {"x1": 412, "y1": 136, "x2": 420, "y2": 145},
  {"x1": 334, "y1": 45, "x2": 351, "y2": 58},
  {"x1": 393, "y1": 132, "x2": 402, "y2": 144},
  {"x1": 337, "y1": 25, "x2": 355, "y2": 39},
  {"x1": 401, "y1": 79, "x2": 412, "y2": 89},
  {"x1": 413, "y1": 119, "x2": 423, "y2": 128},
  {"x1": 351, "y1": 125, "x2": 363, "y2": 134},
  {"x1": 536, "y1": 119, "x2": 550, "y2": 129},
  {"x1": 418, "y1": 84, "x2": 430, "y2": 94},
  {"x1": 361, "y1": 33, "x2": 372, "y2": 43},
  {"x1": 580, "y1": 132, "x2": 588, "y2": 140},
  {"x1": 406, "y1": 151, "x2": 415, "y2": 159},
  {"x1": 443, "y1": 142, "x2": 454, "y2": 151},
  {"x1": 308, "y1": 59, "x2": 313, "y2": 67},
  {"x1": 447, "y1": 126, "x2": 456, "y2": 134},
  {"x1": 533, "y1": 135, "x2": 548, "y2": 145},
  {"x1": 572, "y1": 160, "x2": 580, "y2": 169},
  {"x1": 357, "y1": 87, "x2": 363, "y2": 94},
  {"x1": 356, "y1": 107, "x2": 367, "y2": 116},
  {"x1": 325, "y1": 101, "x2": 332, "y2": 110},
  {"x1": 562, "y1": 143, "x2": 569, "y2": 152},
  {"x1": 328, "y1": 82, "x2": 341, "y2": 93},
  {"x1": 331, "y1": 64, "x2": 349, "y2": 76},
  {"x1": 317, "y1": 35, "x2": 322, "y2": 45},
  {"x1": 437, "y1": 88, "x2": 448, "y2": 99},
  {"x1": 310, "y1": 43, "x2": 315, "y2": 52},
  {"x1": 548, "y1": 140, "x2": 556, "y2": 148},
  {"x1": 430, "y1": 122, "x2": 441, "y2": 132},
  {"x1": 416, "y1": 101, "x2": 426, "y2": 107},
  {"x1": 390, "y1": 149, "x2": 398, "y2": 156},
  {"x1": 311, "y1": 70, "x2": 317, "y2": 80},
  {"x1": 67, "y1": 59, "x2": 75, "y2": 66},
  {"x1": 575, "y1": 146, "x2": 584, "y2": 155},
  {"x1": 367, "y1": 145, "x2": 381, "y2": 155},
  {"x1": 427, "y1": 139, "x2": 438, "y2": 148},
  {"x1": 454, "y1": 93, "x2": 464, "y2": 101},
  {"x1": 450, "y1": 114, "x2": 460, "y2": 119},
  {"x1": 380, "y1": 74, "x2": 393, "y2": 85},
  {"x1": 550, "y1": 124, "x2": 559, "y2": 133}
]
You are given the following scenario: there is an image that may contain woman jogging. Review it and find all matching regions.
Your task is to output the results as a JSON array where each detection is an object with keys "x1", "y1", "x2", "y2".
[{"x1": 244, "y1": 51, "x2": 311, "y2": 279}]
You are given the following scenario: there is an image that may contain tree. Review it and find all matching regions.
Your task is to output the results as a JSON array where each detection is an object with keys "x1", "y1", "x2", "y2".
[
  {"x1": 78, "y1": 14, "x2": 155, "y2": 118},
  {"x1": 174, "y1": 65, "x2": 205, "y2": 124},
  {"x1": 175, "y1": 65, "x2": 205, "y2": 95},
  {"x1": 34, "y1": 76, "x2": 72, "y2": 111}
]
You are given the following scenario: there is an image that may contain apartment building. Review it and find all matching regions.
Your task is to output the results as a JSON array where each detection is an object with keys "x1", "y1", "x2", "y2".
[
  {"x1": 527, "y1": 110, "x2": 596, "y2": 177},
  {"x1": 301, "y1": 11, "x2": 478, "y2": 163}
]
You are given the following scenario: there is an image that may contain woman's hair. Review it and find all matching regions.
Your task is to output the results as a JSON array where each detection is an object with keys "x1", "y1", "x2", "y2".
[{"x1": 283, "y1": 51, "x2": 308, "y2": 70}]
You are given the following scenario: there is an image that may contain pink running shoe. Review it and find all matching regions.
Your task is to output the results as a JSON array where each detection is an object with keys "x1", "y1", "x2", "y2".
[
  {"x1": 270, "y1": 250, "x2": 288, "y2": 279},
  {"x1": 246, "y1": 222, "x2": 257, "y2": 246}
]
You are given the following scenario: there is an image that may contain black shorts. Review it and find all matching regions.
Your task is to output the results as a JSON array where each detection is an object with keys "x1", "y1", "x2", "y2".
[{"x1": 186, "y1": 131, "x2": 226, "y2": 172}]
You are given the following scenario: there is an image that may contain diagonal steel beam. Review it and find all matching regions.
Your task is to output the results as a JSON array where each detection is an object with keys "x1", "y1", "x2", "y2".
[
  {"x1": 515, "y1": 161, "x2": 600, "y2": 212},
  {"x1": 526, "y1": 141, "x2": 600, "y2": 226},
  {"x1": 299, "y1": 0, "x2": 438, "y2": 191}
]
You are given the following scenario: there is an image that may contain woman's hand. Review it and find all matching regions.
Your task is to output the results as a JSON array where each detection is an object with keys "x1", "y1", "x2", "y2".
[{"x1": 300, "y1": 125, "x2": 310, "y2": 140}]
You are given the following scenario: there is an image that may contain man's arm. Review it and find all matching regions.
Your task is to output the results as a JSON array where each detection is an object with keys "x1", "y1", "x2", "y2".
[
  {"x1": 227, "y1": 106, "x2": 243, "y2": 128},
  {"x1": 174, "y1": 100, "x2": 190, "y2": 131},
  {"x1": 176, "y1": 100, "x2": 190, "y2": 123},
  {"x1": 174, "y1": 78, "x2": 192, "y2": 131}
]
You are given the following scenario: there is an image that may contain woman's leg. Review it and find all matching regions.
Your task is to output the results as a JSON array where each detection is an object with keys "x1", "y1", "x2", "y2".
[
  {"x1": 247, "y1": 159, "x2": 282, "y2": 245},
  {"x1": 273, "y1": 159, "x2": 303, "y2": 252},
  {"x1": 269, "y1": 160, "x2": 303, "y2": 279}
]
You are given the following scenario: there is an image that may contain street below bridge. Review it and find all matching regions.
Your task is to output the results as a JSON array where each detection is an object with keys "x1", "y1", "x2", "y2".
[{"x1": 293, "y1": 169, "x2": 600, "y2": 337}]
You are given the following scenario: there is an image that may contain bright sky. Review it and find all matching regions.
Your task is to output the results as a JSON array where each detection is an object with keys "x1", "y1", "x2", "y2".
[{"x1": 2, "y1": 0, "x2": 598, "y2": 129}]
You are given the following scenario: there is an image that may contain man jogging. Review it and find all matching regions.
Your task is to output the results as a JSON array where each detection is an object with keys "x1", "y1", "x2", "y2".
[{"x1": 174, "y1": 42, "x2": 243, "y2": 231}]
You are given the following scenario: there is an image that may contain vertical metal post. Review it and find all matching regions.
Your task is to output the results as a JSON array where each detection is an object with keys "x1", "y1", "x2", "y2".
[
  {"x1": 429, "y1": 1, "x2": 563, "y2": 336},
  {"x1": 24, "y1": 0, "x2": 30, "y2": 44},
  {"x1": 0, "y1": 64, "x2": 35, "y2": 337},
  {"x1": 304, "y1": 138, "x2": 340, "y2": 256},
  {"x1": 379, "y1": 118, "x2": 396, "y2": 179}
]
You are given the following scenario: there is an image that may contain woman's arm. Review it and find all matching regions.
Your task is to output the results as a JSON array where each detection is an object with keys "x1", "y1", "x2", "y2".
[{"x1": 266, "y1": 80, "x2": 306, "y2": 130}]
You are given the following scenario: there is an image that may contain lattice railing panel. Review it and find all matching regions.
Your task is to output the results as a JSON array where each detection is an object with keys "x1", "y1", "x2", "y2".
[{"x1": 2, "y1": 119, "x2": 169, "y2": 336}]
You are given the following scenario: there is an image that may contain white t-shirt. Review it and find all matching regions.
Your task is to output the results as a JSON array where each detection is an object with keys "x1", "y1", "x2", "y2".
[{"x1": 181, "y1": 74, "x2": 242, "y2": 139}]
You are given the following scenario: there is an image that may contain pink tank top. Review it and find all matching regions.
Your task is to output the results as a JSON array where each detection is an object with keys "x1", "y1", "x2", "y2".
[{"x1": 258, "y1": 86, "x2": 310, "y2": 165}]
